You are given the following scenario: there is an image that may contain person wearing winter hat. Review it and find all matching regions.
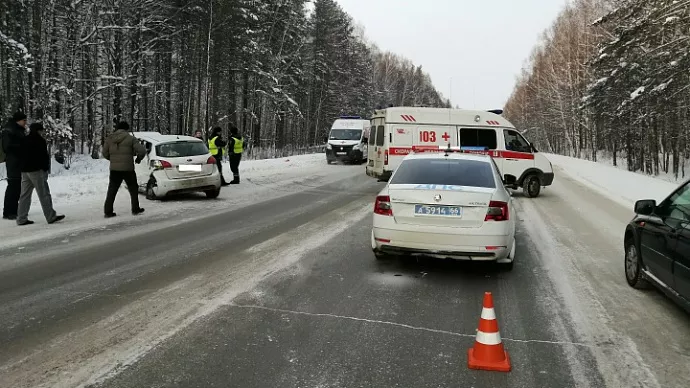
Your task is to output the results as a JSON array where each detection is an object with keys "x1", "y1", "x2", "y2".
[
  {"x1": 2, "y1": 111, "x2": 28, "y2": 220},
  {"x1": 16, "y1": 122, "x2": 65, "y2": 226},
  {"x1": 102, "y1": 121, "x2": 147, "y2": 218}
]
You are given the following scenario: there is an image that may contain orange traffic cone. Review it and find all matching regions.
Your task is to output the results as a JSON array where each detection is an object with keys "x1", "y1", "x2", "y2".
[{"x1": 468, "y1": 292, "x2": 511, "y2": 372}]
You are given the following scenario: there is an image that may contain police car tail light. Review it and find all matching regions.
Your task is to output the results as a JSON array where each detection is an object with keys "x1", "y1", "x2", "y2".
[
  {"x1": 485, "y1": 201, "x2": 509, "y2": 221},
  {"x1": 206, "y1": 156, "x2": 216, "y2": 164},
  {"x1": 374, "y1": 195, "x2": 393, "y2": 216},
  {"x1": 152, "y1": 160, "x2": 173, "y2": 170},
  {"x1": 384, "y1": 150, "x2": 389, "y2": 165}
]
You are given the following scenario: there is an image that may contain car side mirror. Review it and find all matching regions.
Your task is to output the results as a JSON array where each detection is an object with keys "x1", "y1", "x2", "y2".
[
  {"x1": 503, "y1": 174, "x2": 517, "y2": 185},
  {"x1": 634, "y1": 199, "x2": 656, "y2": 215}
]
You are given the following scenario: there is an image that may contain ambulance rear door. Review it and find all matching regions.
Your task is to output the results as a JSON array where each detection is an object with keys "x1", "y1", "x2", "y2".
[{"x1": 387, "y1": 124, "x2": 415, "y2": 170}]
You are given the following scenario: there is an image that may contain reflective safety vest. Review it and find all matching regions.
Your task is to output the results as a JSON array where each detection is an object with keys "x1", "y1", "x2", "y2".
[
  {"x1": 208, "y1": 136, "x2": 219, "y2": 156},
  {"x1": 231, "y1": 136, "x2": 244, "y2": 154}
]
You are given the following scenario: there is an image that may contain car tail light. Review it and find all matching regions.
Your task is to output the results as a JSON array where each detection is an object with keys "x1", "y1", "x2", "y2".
[
  {"x1": 207, "y1": 156, "x2": 216, "y2": 164},
  {"x1": 485, "y1": 201, "x2": 509, "y2": 221},
  {"x1": 152, "y1": 160, "x2": 173, "y2": 170},
  {"x1": 384, "y1": 149, "x2": 389, "y2": 165},
  {"x1": 374, "y1": 195, "x2": 393, "y2": 216}
]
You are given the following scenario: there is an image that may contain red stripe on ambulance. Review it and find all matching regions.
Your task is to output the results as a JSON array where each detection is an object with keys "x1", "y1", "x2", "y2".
[{"x1": 386, "y1": 147, "x2": 534, "y2": 160}]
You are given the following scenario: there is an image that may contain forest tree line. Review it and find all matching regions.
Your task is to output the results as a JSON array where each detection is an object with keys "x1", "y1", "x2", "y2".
[
  {"x1": 0, "y1": 0, "x2": 451, "y2": 159},
  {"x1": 504, "y1": 0, "x2": 690, "y2": 179}
]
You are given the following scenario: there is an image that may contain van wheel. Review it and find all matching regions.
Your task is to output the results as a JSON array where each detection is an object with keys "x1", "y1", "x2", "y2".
[
  {"x1": 146, "y1": 178, "x2": 158, "y2": 200},
  {"x1": 523, "y1": 175, "x2": 541, "y2": 198}
]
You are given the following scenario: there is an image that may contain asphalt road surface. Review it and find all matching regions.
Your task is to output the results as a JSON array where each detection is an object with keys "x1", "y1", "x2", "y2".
[{"x1": 1, "y1": 164, "x2": 688, "y2": 388}]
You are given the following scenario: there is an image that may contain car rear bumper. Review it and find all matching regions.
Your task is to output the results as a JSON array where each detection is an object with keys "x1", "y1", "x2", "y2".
[
  {"x1": 153, "y1": 171, "x2": 221, "y2": 196},
  {"x1": 372, "y1": 227, "x2": 512, "y2": 261}
]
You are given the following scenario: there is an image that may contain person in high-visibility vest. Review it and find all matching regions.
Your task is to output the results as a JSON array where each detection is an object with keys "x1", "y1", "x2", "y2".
[
  {"x1": 208, "y1": 127, "x2": 230, "y2": 186},
  {"x1": 227, "y1": 126, "x2": 244, "y2": 184}
]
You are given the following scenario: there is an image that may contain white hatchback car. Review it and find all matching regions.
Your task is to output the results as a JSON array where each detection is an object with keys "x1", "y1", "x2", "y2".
[
  {"x1": 132, "y1": 132, "x2": 222, "y2": 200},
  {"x1": 371, "y1": 146, "x2": 516, "y2": 269}
]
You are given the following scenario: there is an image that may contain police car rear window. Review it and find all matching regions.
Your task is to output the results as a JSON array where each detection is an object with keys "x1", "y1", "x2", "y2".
[
  {"x1": 156, "y1": 141, "x2": 208, "y2": 158},
  {"x1": 390, "y1": 159, "x2": 496, "y2": 188}
]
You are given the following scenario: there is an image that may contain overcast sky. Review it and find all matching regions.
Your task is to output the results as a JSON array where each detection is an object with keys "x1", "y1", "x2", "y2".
[{"x1": 334, "y1": 0, "x2": 568, "y2": 109}]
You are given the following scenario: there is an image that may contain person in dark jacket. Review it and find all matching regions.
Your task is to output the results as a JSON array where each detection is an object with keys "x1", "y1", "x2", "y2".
[
  {"x1": 102, "y1": 121, "x2": 146, "y2": 218},
  {"x1": 227, "y1": 126, "x2": 244, "y2": 184},
  {"x1": 16, "y1": 123, "x2": 65, "y2": 226},
  {"x1": 208, "y1": 126, "x2": 230, "y2": 186},
  {"x1": 2, "y1": 111, "x2": 28, "y2": 220}
]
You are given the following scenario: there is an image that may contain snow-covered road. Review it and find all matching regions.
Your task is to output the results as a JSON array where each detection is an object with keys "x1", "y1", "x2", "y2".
[{"x1": 1, "y1": 152, "x2": 688, "y2": 388}]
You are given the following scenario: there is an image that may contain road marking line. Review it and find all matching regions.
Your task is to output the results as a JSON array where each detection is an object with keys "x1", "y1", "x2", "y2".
[{"x1": 228, "y1": 304, "x2": 597, "y2": 348}]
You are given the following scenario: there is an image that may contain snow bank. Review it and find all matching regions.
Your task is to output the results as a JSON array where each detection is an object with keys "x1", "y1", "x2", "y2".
[
  {"x1": 546, "y1": 153, "x2": 679, "y2": 208},
  {"x1": 1, "y1": 153, "x2": 326, "y2": 207}
]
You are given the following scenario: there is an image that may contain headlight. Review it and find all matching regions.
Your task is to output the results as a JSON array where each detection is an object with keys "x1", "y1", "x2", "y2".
[{"x1": 326, "y1": 143, "x2": 332, "y2": 150}]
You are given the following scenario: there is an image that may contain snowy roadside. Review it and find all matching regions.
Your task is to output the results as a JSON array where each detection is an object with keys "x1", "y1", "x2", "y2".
[
  {"x1": 546, "y1": 153, "x2": 679, "y2": 208},
  {"x1": 0, "y1": 152, "x2": 362, "y2": 248}
]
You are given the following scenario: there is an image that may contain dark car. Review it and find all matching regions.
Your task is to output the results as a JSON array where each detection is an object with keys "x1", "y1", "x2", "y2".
[{"x1": 624, "y1": 182, "x2": 690, "y2": 313}]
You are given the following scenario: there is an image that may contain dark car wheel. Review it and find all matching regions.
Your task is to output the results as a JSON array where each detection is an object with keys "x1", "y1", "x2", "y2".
[
  {"x1": 205, "y1": 188, "x2": 221, "y2": 199},
  {"x1": 625, "y1": 237, "x2": 649, "y2": 289},
  {"x1": 523, "y1": 175, "x2": 541, "y2": 198}
]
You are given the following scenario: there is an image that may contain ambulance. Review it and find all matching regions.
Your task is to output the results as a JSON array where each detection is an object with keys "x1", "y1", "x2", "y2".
[
  {"x1": 365, "y1": 107, "x2": 554, "y2": 198},
  {"x1": 325, "y1": 116, "x2": 370, "y2": 165}
]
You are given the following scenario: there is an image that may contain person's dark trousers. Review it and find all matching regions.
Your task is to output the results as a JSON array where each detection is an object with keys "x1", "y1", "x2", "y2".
[
  {"x1": 3, "y1": 177, "x2": 21, "y2": 218},
  {"x1": 104, "y1": 170, "x2": 140, "y2": 215},
  {"x1": 229, "y1": 153, "x2": 242, "y2": 184},
  {"x1": 216, "y1": 156, "x2": 229, "y2": 185}
]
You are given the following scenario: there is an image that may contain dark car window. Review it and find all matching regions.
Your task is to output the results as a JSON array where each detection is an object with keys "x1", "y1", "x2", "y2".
[
  {"x1": 657, "y1": 183, "x2": 690, "y2": 222},
  {"x1": 390, "y1": 158, "x2": 496, "y2": 188},
  {"x1": 156, "y1": 141, "x2": 208, "y2": 157}
]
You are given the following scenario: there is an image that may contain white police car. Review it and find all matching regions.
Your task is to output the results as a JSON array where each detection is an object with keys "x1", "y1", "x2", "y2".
[
  {"x1": 371, "y1": 146, "x2": 516, "y2": 269},
  {"x1": 132, "y1": 132, "x2": 222, "y2": 200}
]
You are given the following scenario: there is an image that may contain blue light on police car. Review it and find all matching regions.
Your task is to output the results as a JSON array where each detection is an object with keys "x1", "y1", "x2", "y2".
[{"x1": 340, "y1": 115, "x2": 361, "y2": 119}]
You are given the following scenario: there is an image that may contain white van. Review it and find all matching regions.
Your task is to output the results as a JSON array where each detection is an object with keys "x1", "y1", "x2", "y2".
[
  {"x1": 326, "y1": 116, "x2": 370, "y2": 164},
  {"x1": 365, "y1": 107, "x2": 554, "y2": 197}
]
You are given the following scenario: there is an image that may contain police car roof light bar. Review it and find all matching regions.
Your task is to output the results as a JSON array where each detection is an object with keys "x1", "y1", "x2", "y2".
[{"x1": 340, "y1": 115, "x2": 362, "y2": 119}]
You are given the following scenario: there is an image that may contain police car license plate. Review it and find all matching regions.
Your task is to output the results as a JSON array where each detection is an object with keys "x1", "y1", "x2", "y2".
[
  {"x1": 179, "y1": 164, "x2": 202, "y2": 172},
  {"x1": 414, "y1": 205, "x2": 462, "y2": 217}
]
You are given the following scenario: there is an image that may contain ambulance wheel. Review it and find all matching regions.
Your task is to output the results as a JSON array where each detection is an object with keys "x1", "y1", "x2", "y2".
[{"x1": 523, "y1": 175, "x2": 541, "y2": 198}]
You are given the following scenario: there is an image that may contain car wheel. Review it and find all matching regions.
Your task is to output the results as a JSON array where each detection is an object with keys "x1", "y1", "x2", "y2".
[
  {"x1": 205, "y1": 188, "x2": 221, "y2": 199},
  {"x1": 625, "y1": 237, "x2": 648, "y2": 289},
  {"x1": 374, "y1": 250, "x2": 389, "y2": 260},
  {"x1": 523, "y1": 175, "x2": 541, "y2": 198},
  {"x1": 146, "y1": 178, "x2": 158, "y2": 200},
  {"x1": 500, "y1": 261, "x2": 514, "y2": 271}
]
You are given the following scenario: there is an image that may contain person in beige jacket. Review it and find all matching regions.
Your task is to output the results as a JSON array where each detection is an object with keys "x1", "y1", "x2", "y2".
[{"x1": 102, "y1": 121, "x2": 146, "y2": 218}]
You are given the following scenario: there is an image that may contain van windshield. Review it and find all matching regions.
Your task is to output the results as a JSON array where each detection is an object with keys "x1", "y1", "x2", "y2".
[{"x1": 329, "y1": 129, "x2": 362, "y2": 141}]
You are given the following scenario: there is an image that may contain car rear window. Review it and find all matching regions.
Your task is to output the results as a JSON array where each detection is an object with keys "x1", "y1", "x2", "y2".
[
  {"x1": 156, "y1": 141, "x2": 208, "y2": 157},
  {"x1": 390, "y1": 158, "x2": 496, "y2": 188}
]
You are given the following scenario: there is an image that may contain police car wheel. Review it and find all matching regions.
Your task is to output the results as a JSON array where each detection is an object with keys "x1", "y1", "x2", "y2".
[{"x1": 523, "y1": 175, "x2": 541, "y2": 198}]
